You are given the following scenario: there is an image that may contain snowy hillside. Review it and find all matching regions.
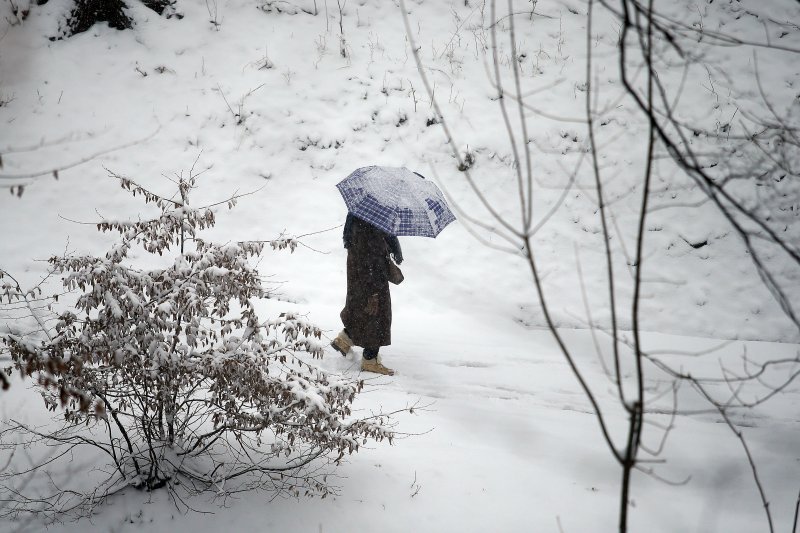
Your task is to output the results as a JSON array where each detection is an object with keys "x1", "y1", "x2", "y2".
[{"x1": 1, "y1": 0, "x2": 799, "y2": 531}]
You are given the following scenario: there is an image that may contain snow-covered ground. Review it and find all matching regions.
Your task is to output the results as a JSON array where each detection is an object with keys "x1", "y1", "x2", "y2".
[{"x1": 1, "y1": 0, "x2": 799, "y2": 531}]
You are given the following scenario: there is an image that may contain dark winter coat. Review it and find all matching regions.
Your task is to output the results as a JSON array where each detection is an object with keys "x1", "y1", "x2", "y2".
[{"x1": 340, "y1": 215, "x2": 399, "y2": 349}]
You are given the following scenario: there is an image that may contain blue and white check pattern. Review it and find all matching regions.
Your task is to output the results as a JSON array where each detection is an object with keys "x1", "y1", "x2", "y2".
[{"x1": 336, "y1": 166, "x2": 456, "y2": 237}]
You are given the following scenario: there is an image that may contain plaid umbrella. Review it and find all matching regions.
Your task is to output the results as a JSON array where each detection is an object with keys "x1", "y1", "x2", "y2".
[{"x1": 336, "y1": 166, "x2": 456, "y2": 237}]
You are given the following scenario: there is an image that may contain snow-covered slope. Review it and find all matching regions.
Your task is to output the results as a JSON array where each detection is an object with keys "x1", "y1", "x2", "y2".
[
  {"x1": 1, "y1": 0, "x2": 799, "y2": 531},
  {"x1": 2, "y1": 0, "x2": 799, "y2": 342}
]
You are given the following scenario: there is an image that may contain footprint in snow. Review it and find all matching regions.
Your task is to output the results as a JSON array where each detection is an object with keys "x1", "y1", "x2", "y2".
[{"x1": 442, "y1": 361, "x2": 495, "y2": 369}]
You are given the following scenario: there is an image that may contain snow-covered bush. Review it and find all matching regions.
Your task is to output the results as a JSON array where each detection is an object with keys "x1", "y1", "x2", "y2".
[{"x1": 1, "y1": 168, "x2": 393, "y2": 517}]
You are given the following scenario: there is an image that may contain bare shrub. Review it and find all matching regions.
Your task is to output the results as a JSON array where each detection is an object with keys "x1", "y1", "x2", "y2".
[
  {"x1": 0, "y1": 164, "x2": 397, "y2": 524},
  {"x1": 401, "y1": 0, "x2": 800, "y2": 531}
]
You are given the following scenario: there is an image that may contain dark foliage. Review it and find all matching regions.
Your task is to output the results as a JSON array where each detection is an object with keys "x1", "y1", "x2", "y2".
[
  {"x1": 65, "y1": 0, "x2": 133, "y2": 36},
  {"x1": 140, "y1": 0, "x2": 175, "y2": 15},
  {"x1": 60, "y1": 0, "x2": 179, "y2": 39}
]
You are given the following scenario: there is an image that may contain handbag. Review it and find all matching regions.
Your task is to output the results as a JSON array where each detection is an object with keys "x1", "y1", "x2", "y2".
[{"x1": 387, "y1": 258, "x2": 404, "y2": 285}]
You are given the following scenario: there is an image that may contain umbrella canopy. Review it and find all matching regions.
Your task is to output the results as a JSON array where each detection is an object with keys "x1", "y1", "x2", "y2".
[{"x1": 336, "y1": 166, "x2": 456, "y2": 237}]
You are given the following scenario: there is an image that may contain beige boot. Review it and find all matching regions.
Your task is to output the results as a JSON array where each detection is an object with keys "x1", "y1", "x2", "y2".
[
  {"x1": 361, "y1": 357, "x2": 395, "y2": 376},
  {"x1": 331, "y1": 330, "x2": 354, "y2": 356}
]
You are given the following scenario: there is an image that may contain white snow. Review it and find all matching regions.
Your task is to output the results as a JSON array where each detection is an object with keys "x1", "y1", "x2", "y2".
[{"x1": 1, "y1": 0, "x2": 800, "y2": 532}]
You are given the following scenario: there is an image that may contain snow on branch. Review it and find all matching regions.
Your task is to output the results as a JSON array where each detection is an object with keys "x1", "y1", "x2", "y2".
[{"x1": 0, "y1": 164, "x2": 404, "y2": 522}]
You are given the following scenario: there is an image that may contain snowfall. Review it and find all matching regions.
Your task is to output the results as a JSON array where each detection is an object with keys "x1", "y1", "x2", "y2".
[{"x1": 1, "y1": 0, "x2": 800, "y2": 531}]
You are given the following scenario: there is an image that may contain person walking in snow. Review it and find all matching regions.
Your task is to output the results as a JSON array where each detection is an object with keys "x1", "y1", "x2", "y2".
[
  {"x1": 331, "y1": 213, "x2": 403, "y2": 375},
  {"x1": 331, "y1": 165, "x2": 454, "y2": 374}
]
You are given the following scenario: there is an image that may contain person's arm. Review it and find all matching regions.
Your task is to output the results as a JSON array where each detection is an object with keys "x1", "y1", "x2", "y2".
[
  {"x1": 342, "y1": 213, "x2": 355, "y2": 249},
  {"x1": 385, "y1": 235, "x2": 403, "y2": 264}
]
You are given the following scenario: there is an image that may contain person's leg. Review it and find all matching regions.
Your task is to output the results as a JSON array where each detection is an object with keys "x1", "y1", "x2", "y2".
[{"x1": 361, "y1": 347, "x2": 395, "y2": 375}]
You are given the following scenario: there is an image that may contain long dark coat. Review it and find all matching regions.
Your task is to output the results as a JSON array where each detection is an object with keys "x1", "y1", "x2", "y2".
[{"x1": 340, "y1": 216, "x2": 392, "y2": 349}]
